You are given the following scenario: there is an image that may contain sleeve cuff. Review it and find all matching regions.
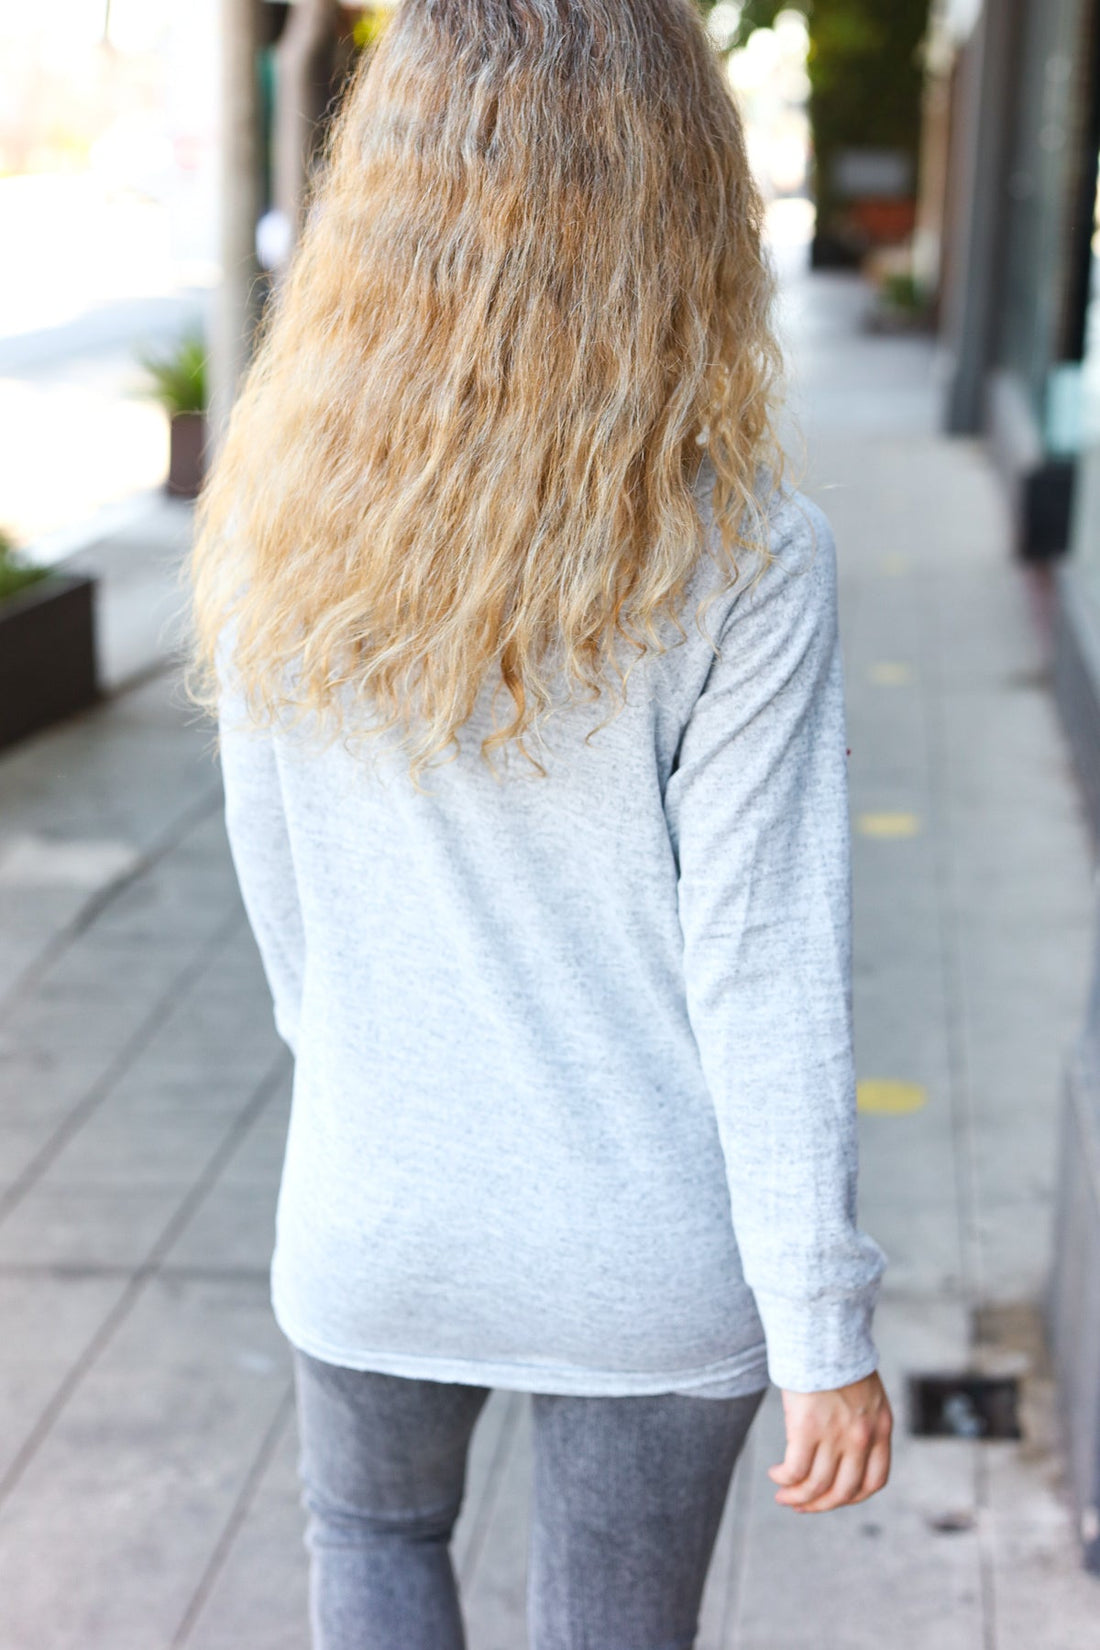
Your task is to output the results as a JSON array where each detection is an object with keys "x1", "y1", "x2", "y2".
[{"x1": 752, "y1": 1286, "x2": 882, "y2": 1392}]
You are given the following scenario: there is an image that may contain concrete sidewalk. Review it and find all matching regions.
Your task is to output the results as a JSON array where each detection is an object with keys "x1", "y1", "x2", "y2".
[{"x1": 0, "y1": 262, "x2": 1097, "y2": 1648}]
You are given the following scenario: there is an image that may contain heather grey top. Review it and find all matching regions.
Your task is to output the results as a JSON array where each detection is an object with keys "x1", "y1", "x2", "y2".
[{"x1": 217, "y1": 470, "x2": 886, "y2": 1397}]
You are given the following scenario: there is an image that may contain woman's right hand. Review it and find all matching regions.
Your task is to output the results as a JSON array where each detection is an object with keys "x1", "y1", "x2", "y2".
[{"x1": 767, "y1": 1371, "x2": 893, "y2": 1513}]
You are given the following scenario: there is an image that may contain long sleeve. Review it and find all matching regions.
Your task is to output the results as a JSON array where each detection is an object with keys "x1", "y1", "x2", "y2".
[
  {"x1": 665, "y1": 498, "x2": 886, "y2": 1392},
  {"x1": 217, "y1": 683, "x2": 306, "y2": 1056}
]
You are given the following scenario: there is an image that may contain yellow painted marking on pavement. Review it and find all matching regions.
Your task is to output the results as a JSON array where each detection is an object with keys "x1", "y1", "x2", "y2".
[
  {"x1": 858, "y1": 1080, "x2": 928, "y2": 1115},
  {"x1": 868, "y1": 661, "x2": 915, "y2": 686},
  {"x1": 856, "y1": 810, "x2": 921, "y2": 838},
  {"x1": 880, "y1": 553, "x2": 909, "y2": 575}
]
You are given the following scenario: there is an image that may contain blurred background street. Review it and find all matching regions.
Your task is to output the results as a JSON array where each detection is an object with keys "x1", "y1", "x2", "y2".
[{"x1": 2, "y1": 2, "x2": 1100, "y2": 1646}]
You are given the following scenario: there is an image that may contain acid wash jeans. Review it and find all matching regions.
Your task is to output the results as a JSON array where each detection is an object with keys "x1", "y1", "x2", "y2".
[{"x1": 292, "y1": 1346, "x2": 766, "y2": 1650}]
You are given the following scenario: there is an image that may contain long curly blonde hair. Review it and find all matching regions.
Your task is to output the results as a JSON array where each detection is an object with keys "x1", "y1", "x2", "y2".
[{"x1": 189, "y1": 0, "x2": 790, "y2": 774}]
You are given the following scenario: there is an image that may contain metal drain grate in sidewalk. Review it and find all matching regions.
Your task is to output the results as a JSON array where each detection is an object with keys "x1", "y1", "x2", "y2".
[{"x1": 907, "y1": 1374, "x2": 1022, "y2": 1439}]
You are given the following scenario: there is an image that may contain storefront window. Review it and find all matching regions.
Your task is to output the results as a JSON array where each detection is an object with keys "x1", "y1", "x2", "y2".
[{"x1": 997, "y1": 0, "x2": 1092, "y2": 442}]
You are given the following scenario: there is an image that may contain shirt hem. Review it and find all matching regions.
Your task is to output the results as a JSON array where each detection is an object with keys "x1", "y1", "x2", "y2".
[{"x1": 273, "y1": 1302, "x2": 771, "y2": 1399}]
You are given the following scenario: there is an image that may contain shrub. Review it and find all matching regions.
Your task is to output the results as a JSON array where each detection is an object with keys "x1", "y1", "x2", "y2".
[
  {"x1": 137, "y1": 332, "x2": 207, "y2": 417},
  {"x1": 0, "y1": 529, "x2": 49, "y2": 604}
]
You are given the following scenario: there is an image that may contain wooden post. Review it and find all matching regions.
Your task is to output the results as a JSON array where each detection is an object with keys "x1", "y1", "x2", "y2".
[
  {"x1": 210, "y1": 0, "x2": 265, "y2": 449},
  {"x1": 274, "y1": 0, "x2": 342, "y2": 256},
  {"x1": 941, "y1": 0, "x2": 1025, "y2": 434}
]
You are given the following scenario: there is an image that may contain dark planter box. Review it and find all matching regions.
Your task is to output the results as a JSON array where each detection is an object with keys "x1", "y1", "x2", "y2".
[
  {"x1": 0, "y1": 573, "x2": 99, "y2": 751},
  {"x1": 1021, "y1": 461, "x2": 1076, "y2": 560},
  {"x1": 168, "y1": 411, "x2": 206, "y2": 498}
]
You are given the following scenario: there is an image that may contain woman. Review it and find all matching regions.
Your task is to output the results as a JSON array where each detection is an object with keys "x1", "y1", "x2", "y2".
[{"x1": 190, "y1": 1, "x2": 892, "y2": 1645}]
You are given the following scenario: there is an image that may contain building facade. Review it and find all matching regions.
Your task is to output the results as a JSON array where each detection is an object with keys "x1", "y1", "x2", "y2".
[
  {"x1": 924, "y1": 0, "x2": 1100, "y2": 1575},
  {"x1": 927, "y1": 0, "x2": 1100, "y2": 556}
]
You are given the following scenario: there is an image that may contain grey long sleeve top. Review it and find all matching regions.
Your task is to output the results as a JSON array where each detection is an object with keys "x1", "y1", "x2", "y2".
[{"x1": 217, "y1": 472, "x2": 887, "y2": 1396}]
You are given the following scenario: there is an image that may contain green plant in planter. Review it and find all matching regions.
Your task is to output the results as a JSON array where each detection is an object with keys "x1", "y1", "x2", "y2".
[
  {"x1": 137, "y1": 333, "x2": 207, "y2": 416},
  {"x1": 881, "y1": 271, "x2": 927, "y2": 314},
  {"x1": 136, "y1": 331, "x2": 209, "y2": 498},
  {"x1": 0, "y1": 528, "x2": 49, "y2": 604}
]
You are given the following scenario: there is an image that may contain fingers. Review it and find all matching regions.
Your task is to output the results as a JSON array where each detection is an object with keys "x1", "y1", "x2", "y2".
[
  {"x1": 767, "y1": 1434, "x2": 816, "y2": 1488},
  {"x1": 783, "y1": 1414, "x2": 892, "y2": 1513},
  {"x1": 845, "y1": 1432, "x2": 891, "y2": 1507},
  {"x1": 772, "y1": 1442, "x2": 840, "y2": 1508},
  {"x1": 790, "y1": 1442, "x2": 868, "y2": 1513}
]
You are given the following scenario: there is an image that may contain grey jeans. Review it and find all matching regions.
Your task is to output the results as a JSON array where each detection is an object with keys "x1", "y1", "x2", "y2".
[{"x1": 292, "y1": 1346, "x2": 766, "y2": 1650}]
